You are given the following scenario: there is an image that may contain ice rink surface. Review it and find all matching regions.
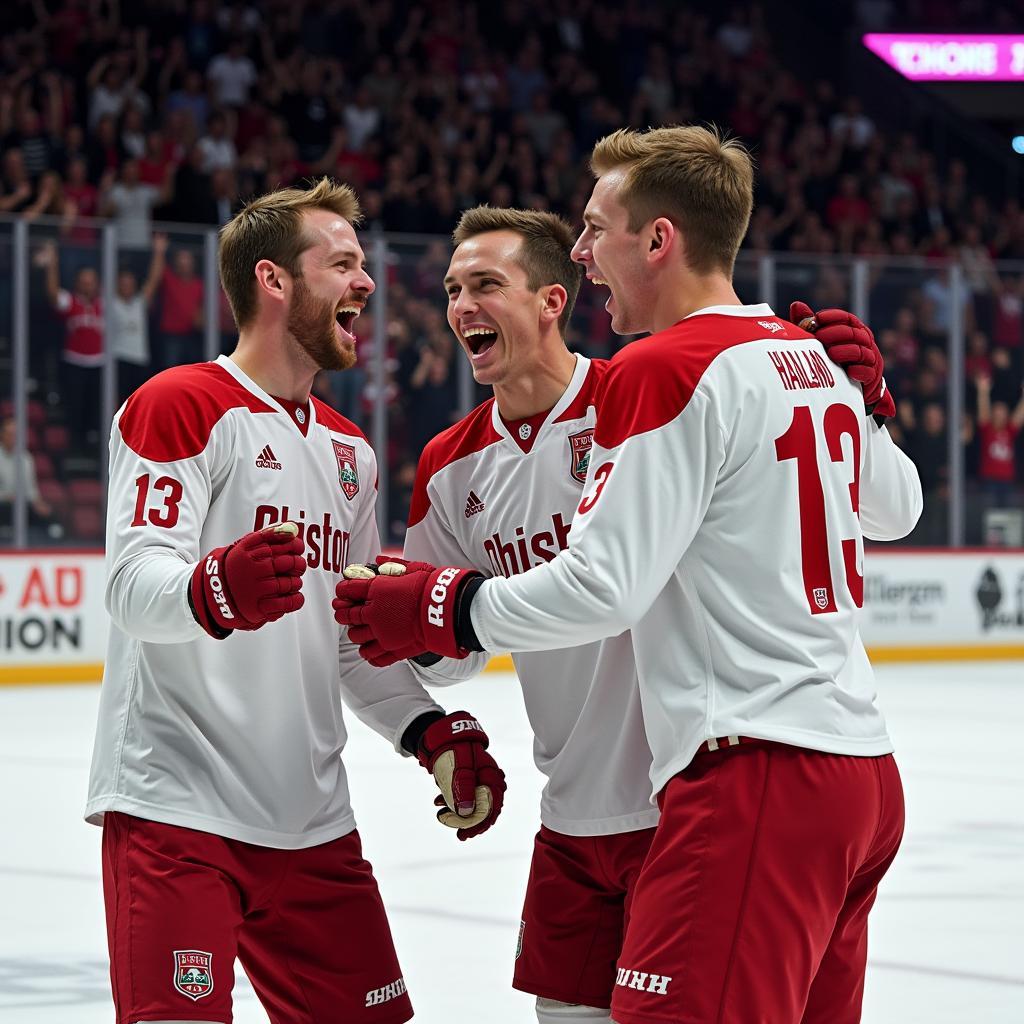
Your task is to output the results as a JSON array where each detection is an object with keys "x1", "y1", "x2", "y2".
[{"x1": 1, "y1": 661, "x2": 1022, "y2": 1023}]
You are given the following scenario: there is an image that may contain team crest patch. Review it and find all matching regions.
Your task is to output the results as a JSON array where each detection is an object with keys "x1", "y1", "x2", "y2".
[
  {"x1": 332, "y1": 440, "x2": 359, "y2": 500},
  {"x1": 173, "y1": 950, "x2": 213, "y2": 1001},
  {"x1": 516, "y1": 920, "x2": 525, "y2": 959},
  {"x1": 568, "y1": 429, "x2": 594, "y2": 484},
  {"x1": 813, "y1": 587, "x2": 830, "y2": 610}
]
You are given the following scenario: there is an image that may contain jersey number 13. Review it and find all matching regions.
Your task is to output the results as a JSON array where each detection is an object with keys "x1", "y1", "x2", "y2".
[{"x1": 775, "y1": 404, "x2": 863, "y2": 615}]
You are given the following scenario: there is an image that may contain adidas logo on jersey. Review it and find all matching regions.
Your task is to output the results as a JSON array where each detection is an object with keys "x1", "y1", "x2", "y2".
[
  {"x1": 464, "y1": 490, "x2": 486, "y2": 518},
  {"x1": 255, "y1": 445, "x2": 282, "y2": 471}
]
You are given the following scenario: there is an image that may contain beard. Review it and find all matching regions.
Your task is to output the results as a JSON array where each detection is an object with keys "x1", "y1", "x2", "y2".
[{"x1": 287, "y1": 277, "x2": 356, "y2": 371}]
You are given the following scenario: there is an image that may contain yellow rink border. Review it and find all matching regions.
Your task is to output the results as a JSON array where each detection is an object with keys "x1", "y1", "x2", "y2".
[{"x1": 1, "y1": 646, "x2": 1022, "y2": 686}]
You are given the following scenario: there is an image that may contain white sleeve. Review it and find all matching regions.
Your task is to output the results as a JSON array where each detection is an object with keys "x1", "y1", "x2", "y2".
[
  {"x1": 401, "y1": 466, "x2": 491, "y2": 685},
  {"x1": 104, "y1": 410, "x2": 216, "y2": 644},
  {"x1": 858, "y1": 420, "x2": 923, "y2": 541},
  {"x1": 471, "y1": 379, "x2": 722, "y2": 654},
  {"x1": 335, "y1": 444, "x2": 444, "y2": 751}
]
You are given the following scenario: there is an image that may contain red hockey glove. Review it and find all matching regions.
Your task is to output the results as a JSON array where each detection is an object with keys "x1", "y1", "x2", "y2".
[
  {"x1": 416, "y1": 711, "x2": 506, "y2": 841},
  {"x1": 189, "y1": 521, "x2": 307, "y2": 638},
  {"x1": 333, "y1": 563, "x2": 482, "y2": 667},
  {"x1": 790, "y1": 301, "x2": 896, "y2": 419}
]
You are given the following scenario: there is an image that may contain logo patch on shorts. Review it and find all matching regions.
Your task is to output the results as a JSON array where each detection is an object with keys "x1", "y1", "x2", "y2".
[
  {"x1": 173, "y1": 949, "x2": 213, "y2": 1001},
  {"x1": 516, "y1": 919, "x2": 525, "y2": 959}
]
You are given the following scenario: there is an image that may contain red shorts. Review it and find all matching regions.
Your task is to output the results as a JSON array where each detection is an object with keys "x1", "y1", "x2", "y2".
[
  {"x1": 101, "y1": 812, "x2": 412, "y2": 1024},
  {"x1": 611, "y1": 742, "x2": 904, "y2": 1024},
  {"x1": 512, "y1": 825, "x2": 656, "y2": 1008}
]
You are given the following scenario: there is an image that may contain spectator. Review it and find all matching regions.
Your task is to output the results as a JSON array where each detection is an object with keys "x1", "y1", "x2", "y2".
[
  {"x1": 271, "y1": 57, "x2": 338, "y2": 163},
  {"x1": 119, "y1": 104, "x2": 147, "y2": 160},
  {"x1": 992, "y1": 274, "x2": 1023, "y2": 371},
  {"x1": 342, "y1": 87, "x2": 381, "y2": 153},
  {"x1": 197, "y1": 110, "x2": 238, "y2": 172},
  {"x1": 0, "y1": 149, "x2": 35, "y2": 213},
  {"x1": 85, "y1": 115, "x2": 123, "y2": 183},
  {"x1": 906, "y1": 402, "x2": 949, "y2": 544},
  {"x1": 165, "y1": 69, "x2": 211, "y2": 137},
  {"x1": 63, "y1": 156, "x2": 100, "y2": 245},
  {"x1": 965, "y1": 331, "x2": 992, "y2": 383},
  {"x1": 975, "y1": 374, "x2": 1024, "y2": 508},
  {"x1": 830, "y1": 97, "x2": 875, "y2": 150},
  {"x1": 111, "y1": 234, "x2": 167, "y2": 400},
  {"x1": 100, "y1": 158, "x2": 171, "y2": 252},
  {"x1": 507, "y1": 42, "x2": 548, "y2": 113},
  {"x1": 22, "y1": 169, "x2": 68, "y2": 223},
  {"x1": 0, "y1": 417, "x2": 59, "y2": 540},
  {"x1": 138, "y1": 130, "x2": 178, "y2": 187},
  {"x1": 40, "y1": 240, "x2": 104, "y2": 446},
  {"x1": 826, "y1": 174, "x2": 872, "y2": 233},
  {"x1": 157, "y1": 244, "x2": 204, "y2": 368},
  {"x1": 87, "y1": 35, "x2": 149, "y2": 129},
  {"x1": 206, "y1": 37, "x2": 258, "y2": 108},
  {"x1": 406, "y1": 322, "x2": 458, "y2": 454},
  {"x1": 3, "y1": 104, "x2": 61, "y2": 179},
  {"x1": 209, "y1": 168, "x2": 240, "y2": 226}
]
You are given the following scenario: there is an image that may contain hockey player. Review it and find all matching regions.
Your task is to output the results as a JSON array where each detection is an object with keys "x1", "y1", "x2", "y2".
[
  {"x1": 86, "y1": 178, "x2": 505, "y2": 1024},
  {"x1": 401, "y1": 208, "x2": 658, "y2": 1024},
  {"x1": 335, "y1": 128, "x2": 923, "y2": 1024}
]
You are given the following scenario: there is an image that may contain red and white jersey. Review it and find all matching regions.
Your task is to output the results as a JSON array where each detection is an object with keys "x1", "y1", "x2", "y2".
[
  {"x1": 470, "y1": 305, "x2": 924, "y2": 798},
  {"x1": 405, "y1": 355, "x2": 657, "y2": 836},
  {"x1": 86, "y1": 355, "x2": 442, "y2": 849}
]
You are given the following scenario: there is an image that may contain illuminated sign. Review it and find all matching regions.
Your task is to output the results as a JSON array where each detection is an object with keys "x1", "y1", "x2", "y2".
[{"x1": 863, "y1": 34, "x2": 1024, "y2": 81}]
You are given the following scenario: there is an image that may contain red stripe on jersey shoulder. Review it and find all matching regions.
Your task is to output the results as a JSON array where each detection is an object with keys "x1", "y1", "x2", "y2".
[
  {"x1": 408, "y1": 398, "x2": 501, "y2": 528},
  {"x1": 119, "y1": 363, "x2": 275, "y2": 461},
  {"x1": 553, "y1": 357, "x2": 610, "y2": 423},
  {"x1": 594, "y1": 314, "x2": 790, "y2": 450},
  {"x1": 311, "y1": 396, "x2": 367, "y2": 441}
]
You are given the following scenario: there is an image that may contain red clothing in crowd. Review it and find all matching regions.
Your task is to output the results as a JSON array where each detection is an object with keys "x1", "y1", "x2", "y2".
[
  {"x1": 159, "y1": 268, "x2": 203, "y2": 335},
  {"x1": 978, "y1": 422, "x2": 1019, "y2": 482},
  {"x1": 65, "y1": 182, "x2": 99, "y2": 244},
  {"x1": 56, "y1": 291, "x2": 103, "y2": 365},
  {"x1": 993, "y1": 291, "x2": 1022, "y2": 350}
]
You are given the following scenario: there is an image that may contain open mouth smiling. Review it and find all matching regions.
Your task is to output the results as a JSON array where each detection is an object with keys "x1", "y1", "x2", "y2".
[
  {"x1": 463, "y1": 325, "x2": 498, "y2": 356},
  {"x1": 335, "y1": 304, "x2": 361, "y2": 339}
]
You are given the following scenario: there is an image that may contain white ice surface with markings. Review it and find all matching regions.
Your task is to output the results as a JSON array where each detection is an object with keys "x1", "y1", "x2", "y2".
[{"x1": 1, "y1": 662, "x2": 1022, "y2": 1023}]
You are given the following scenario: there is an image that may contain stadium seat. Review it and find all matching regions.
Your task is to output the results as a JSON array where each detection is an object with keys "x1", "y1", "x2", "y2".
[
  {"x1": 70, "y1": 503, "x2": 104, "y2": 541},
  {"x1": 43, "y1": 424, "x2": 71, "y2": 454}
]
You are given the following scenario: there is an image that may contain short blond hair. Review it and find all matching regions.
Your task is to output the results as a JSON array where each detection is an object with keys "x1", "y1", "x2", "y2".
[
  {"x1": 590, "y1": 125, "x2": 754, "y2": 276},
  {"x1": 453, "y1": 206, "x2": 583, "y2": 333},
  {"x1": 219, "y1": 177, "x2": 362, "y2": 329}
]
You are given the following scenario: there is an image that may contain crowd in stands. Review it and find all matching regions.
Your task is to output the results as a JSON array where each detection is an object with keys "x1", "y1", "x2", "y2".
[{"x1": 0, "y1": 0, "x2": 1022, "y2": 544}]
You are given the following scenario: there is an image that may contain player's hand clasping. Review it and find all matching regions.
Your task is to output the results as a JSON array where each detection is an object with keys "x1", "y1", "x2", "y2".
[
  {"x1": 334, "y1": 558, "x2": 482, "y2": 667},
  {"x1": 416, "y1": 711, "x2": 506, "y2": 841},
  {"x1": 791, "y1": 301, "x2": 896, "y2": 419},
  {"x1": 190, "y1": 522, "x2": 307, "y2": 638}
]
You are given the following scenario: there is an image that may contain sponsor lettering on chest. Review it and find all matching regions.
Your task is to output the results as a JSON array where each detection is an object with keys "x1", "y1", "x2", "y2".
[
  {"x1": 483, "y1": 512, "x2": 572, "y2": 577},
  {"x1": 254, "y1": 505, "x2": 350, "y2": 573}
]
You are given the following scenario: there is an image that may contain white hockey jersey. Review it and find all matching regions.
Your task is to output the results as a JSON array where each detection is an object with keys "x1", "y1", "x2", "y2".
[
  {"x1": 405, "y1": 355, "x2": 658, "y2": 837},
  {"x1": 470, "y1": 305, "x2": 924, "y2": 798},
  {"x1": 86, "y1": 355, "x2": 442, "y2": 849}
]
